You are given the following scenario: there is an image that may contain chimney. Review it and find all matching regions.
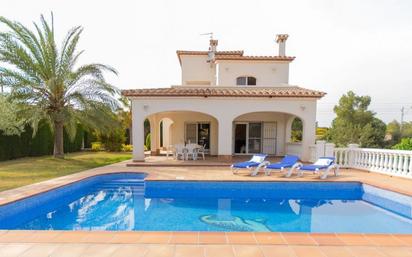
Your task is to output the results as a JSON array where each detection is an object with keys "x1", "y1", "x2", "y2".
[
  {"x1": 276, "y1": 34, "x2": 289, "y2": 56},
  {"x1": 207, "y1": 39, "x2": 218, "y2": 63}
]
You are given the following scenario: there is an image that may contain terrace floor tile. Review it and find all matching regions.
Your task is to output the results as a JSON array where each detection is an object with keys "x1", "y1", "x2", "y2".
[
  {"x1": 310, "y1": 234, "x2": 345, "y2": 246},
  {"x1": 170, "y1": 232, "x2": 199, "y2": 244},
  {"x1": 204, "y1": 245, "x2": 235, "y2": 257},
  {"x1": 291, "y1": 246, "x2": 326, "y2": 257},
  {"x1": 138, "y1": 232, "x2": 172, "y2": 244},
  {"x1": 260, "y1": 245, "x2": 295, "y2": 257},
  {"x1": 227, "y1": 232, "x2": 257, "y2": 244},
  {"x1": 233, "y1": 245, "x2": 264, "y2": 257},
  {"x1": 175, "y1": 245, "x2": 205, "y2": 257},
  {"x1": 282, "y1": 233, "x2": 318, "y2": 245},
  {"x1": 199, "y1": 232, "x2": 227, "y2": 244},
  {"x1": 254, "y1": 232, "x2": 286, "y2": 245}
]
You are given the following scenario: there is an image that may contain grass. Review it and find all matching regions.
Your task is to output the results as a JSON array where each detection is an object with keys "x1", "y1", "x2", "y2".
[{"x1": 0, "y1": 151, "x2": 132, "y2": 192}]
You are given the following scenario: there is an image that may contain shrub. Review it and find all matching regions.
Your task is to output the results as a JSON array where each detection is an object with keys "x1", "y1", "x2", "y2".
[
  {"x1": 392, "y1": 138, "x2": 412, "y2": 150},
  {"x1": 91, "y1": 142, "x2": 103, "y2": 151},
  {"x1": 121, "y1": 144, "x2": 133, "y2": 152},
  {"x1": 145, "y1": 133, "x2": 151, "y2": 151}
]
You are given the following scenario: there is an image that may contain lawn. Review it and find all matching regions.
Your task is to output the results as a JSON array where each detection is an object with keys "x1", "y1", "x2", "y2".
[{"x1": 0, "y1": 152, "x2": 132, "y2": 192}]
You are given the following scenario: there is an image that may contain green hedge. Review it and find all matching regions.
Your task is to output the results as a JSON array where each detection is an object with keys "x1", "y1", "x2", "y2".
[{"x1": 0, "y1": 122, "x2": 85, "y2": 161}]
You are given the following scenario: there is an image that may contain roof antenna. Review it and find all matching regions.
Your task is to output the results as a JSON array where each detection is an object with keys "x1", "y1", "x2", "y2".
[{"x1": 200, "y1": 32, "x2": 214, "y2": 39}]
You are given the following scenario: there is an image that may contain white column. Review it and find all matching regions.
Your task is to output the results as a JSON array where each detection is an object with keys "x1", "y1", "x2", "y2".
[
  {"x1": 301, "y1": 118, "x2": 316, "y2": 162},
  {"x1": 132, "y1": 101, "x2": 145, "y2": 162},
  {"x1": 149, "y1": 116, "x2": 160, "y2": 155},
  {"x1": 217, "y1": 119, "x2": 233, "y2": 160}
]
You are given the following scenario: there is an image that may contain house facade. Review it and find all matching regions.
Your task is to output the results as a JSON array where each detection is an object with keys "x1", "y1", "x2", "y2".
[{"x1": 123, "y1": 35, "x2": 326, "y2": 161}]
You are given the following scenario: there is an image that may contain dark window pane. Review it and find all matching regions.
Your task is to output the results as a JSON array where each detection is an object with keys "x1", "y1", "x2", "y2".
[
  {"x1": 236, "y1": 77, "x2": 247, "y2": 85},
  {"x1": 249, "y1": 123, "x2": 262, "y2": 138},
  {"x1": 247, "y1": 77, "x2": 256, "y2": 85}
]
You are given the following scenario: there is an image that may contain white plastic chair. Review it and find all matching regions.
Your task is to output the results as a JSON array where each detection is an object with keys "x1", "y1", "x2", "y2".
[
  {"x1": 174, "y1": 144, "x2": 187, "y2": 160},
  {"x1": 197, "y1": 144, "x2": 206, "y2": 160},
  {"x1": 186, "y1": 143, "x2": 198, "y2": 160}
]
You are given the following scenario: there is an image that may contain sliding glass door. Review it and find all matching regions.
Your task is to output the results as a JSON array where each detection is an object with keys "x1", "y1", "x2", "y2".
[
  {"x1": 185, "y1": 123, "x2": 210, "y2": 150},
  {"x1": 233, "y1": 122, "x2": 276, "y2": 155}
]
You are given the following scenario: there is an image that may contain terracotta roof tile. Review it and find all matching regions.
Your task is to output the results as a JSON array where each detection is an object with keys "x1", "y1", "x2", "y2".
[
  {"x1": 122, "y1": 86, "x2": 326, "y2": 98},
  {"x1": 215, "y1": 55, "x2": 295, "y2": 61},
  {"x1": 176, "y1": 50, "x2": 295, "y2": 62},
  {"x1": 176, "y1": 50, "x2": 244, "y2": 56}
]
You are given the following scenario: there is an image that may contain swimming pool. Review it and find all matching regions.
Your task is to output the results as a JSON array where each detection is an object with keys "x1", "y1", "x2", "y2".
[{"x1": 0, "y1": 173, "x2": 411, "y2": 233}]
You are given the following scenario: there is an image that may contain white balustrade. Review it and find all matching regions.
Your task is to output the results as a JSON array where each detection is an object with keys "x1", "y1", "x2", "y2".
[{"x1": 333, "y1": 147, "x2": 412, "y2": 179}]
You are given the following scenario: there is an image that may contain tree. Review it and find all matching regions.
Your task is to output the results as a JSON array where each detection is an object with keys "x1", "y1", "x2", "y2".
[
  {"x1": 0, "y1": 94, "x2": 25, "y2": 135},
  {"x1": 326, "y1": 91, "x2": 386, "y2": 148},
  {"x1": 0, "y1": 14, "x2": 119, "y2": 158},
  {"x1": 291, "y1": 117, "x2": 303, "y2": 142},
  {"x1": 386, "y1": 120, "x2": 412, "y2": 147}
]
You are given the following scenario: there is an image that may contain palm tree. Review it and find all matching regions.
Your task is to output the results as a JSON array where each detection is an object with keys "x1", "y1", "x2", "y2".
[{"x1": 0, "y1": 14, "x2": 119, "y2": 158}]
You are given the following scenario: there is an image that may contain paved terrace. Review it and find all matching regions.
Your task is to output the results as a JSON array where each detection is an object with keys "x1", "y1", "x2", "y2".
[{"x1": 0, "y1": 157, "x2": 412, "y2": 257}]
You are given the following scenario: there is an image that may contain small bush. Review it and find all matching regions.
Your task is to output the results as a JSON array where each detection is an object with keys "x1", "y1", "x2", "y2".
[
  {"x1": 145, "y1": 133, "x2": 151, "y2": 151},
  {"x1": 121, "y1": 144, "x2": 133, "y2": 152},
  {"x1": 91, "y1": 142, "x2": 103, "y2": 151},
  {"x1": 392, "y1": 138, "x2": 412, "y2": 150}
]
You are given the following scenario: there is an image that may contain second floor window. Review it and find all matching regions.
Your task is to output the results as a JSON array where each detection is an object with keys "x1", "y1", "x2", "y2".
[{"x1": 236, "y1": 76, "x2": 257, "y2": 86}]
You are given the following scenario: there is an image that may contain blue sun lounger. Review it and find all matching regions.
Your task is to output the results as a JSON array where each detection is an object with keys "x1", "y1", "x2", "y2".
[
  {"x1": 295, "y1": 157, "x2": 339, "y2": 179},
  {"x1": 253, "y1": 155, "x2": 300, "y2": 176},
  {"x1": 231, "y1": 154, "x2": 267, "y2": 174}
]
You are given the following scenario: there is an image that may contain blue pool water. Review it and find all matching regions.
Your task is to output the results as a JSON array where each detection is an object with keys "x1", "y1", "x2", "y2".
[{"x1": 0, "y1": 173, "x2": 411, "y2": 233}]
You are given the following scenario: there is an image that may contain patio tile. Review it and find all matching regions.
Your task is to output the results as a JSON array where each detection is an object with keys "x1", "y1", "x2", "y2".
[
  {"x1": 392, "y1": 234, "x2": 412, "y2": 246},
  {"x1": 318, "y1": 246, "x2": 354, "y2": 257},
  {"x1": 199, "y1": 232, "x2": 227, "y2": 244},
  {"x1": 310, "y1": 234, "x2": 345, "y2": 246},
  {"x1": 20, "y1": 243, "x2": 59, "y2": 257},
  {"x1": 260, "y1": 245, "x2": 295, "y2": 257},
  {"x1": 233, "y1": 245, "x2": 264, "y2": 257},
  {"x1": 346, "y1": 246, "x2": 386, "y2": 257},
  {"x1": 49, "y1": 243, "x2": 88, "y2": 257},
  {"x1": 335, "y1": 234, "x2": 372, "y2": 246},
  {"x1": 110, "y1": 245, "x2": 148, "y2": 257},
  {"x1": 81, "y1": 244, "x2": 119, "y2": 257},
  {"x1": 363, "y1": 234, "x2": 406, "y2": 246},
  {"x1": 144, "y1": 245, "x2": 175, "y2": 257},
  {"x1": 0, "y1": 243, "x2": 33, "y2": 257},
  {"x1": 227, "y1": 232, "x2": 257, "y2": 244},
  {"x1": 0, "y1": 230, "x2": 37, "y2": 243},
  {"x1": 27, "y1": 231, "x2": 62, "y2": 243},
  {"x1": 110, "y1": 231, "x2": 143, "y2": 243},
  {"x1": 254, "y1": 232, "x2": 286, "y2": 245},
  {"x1": 291, "y1": 246, "x2": 326, "y2": 257},
  {"x1": 377, "y1": 246, "x2": 412, "y2": 257},
  {"x1": 282, "y1": 233, "x2": 317, "y2": 245},
  {"x1": 204, "y1": 245, "x2": 235, "y2": 257},
  {"x1": 52, "y1": 231, "x2": 90, "y2": 243},
  {"x1": 175, "y1": 245, "x2": 205, "y2": 257},
  {"x1": 80, "y1": 231, "x2": 116, "y2": 243},
  {"x1": 170, "y1": 232, "x2": 199, "y2": 244},
  {"x1": 138, "y1": 232, "x2": 172, "y2": 244}
]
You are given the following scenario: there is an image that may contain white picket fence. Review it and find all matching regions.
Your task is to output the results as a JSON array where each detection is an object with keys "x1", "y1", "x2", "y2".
[{"x1": 310, "y1": 141, "x2": 412, "y2": 179}]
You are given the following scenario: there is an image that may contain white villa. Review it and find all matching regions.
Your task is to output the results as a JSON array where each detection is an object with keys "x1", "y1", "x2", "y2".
[{"x1": 123, "y1": 35, "x2": 326, "y2": 162}]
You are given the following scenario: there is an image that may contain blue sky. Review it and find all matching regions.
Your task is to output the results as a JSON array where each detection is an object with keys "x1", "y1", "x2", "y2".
[{"x1": 1, "y1": 0, "x2": 412, "y2": 126}]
